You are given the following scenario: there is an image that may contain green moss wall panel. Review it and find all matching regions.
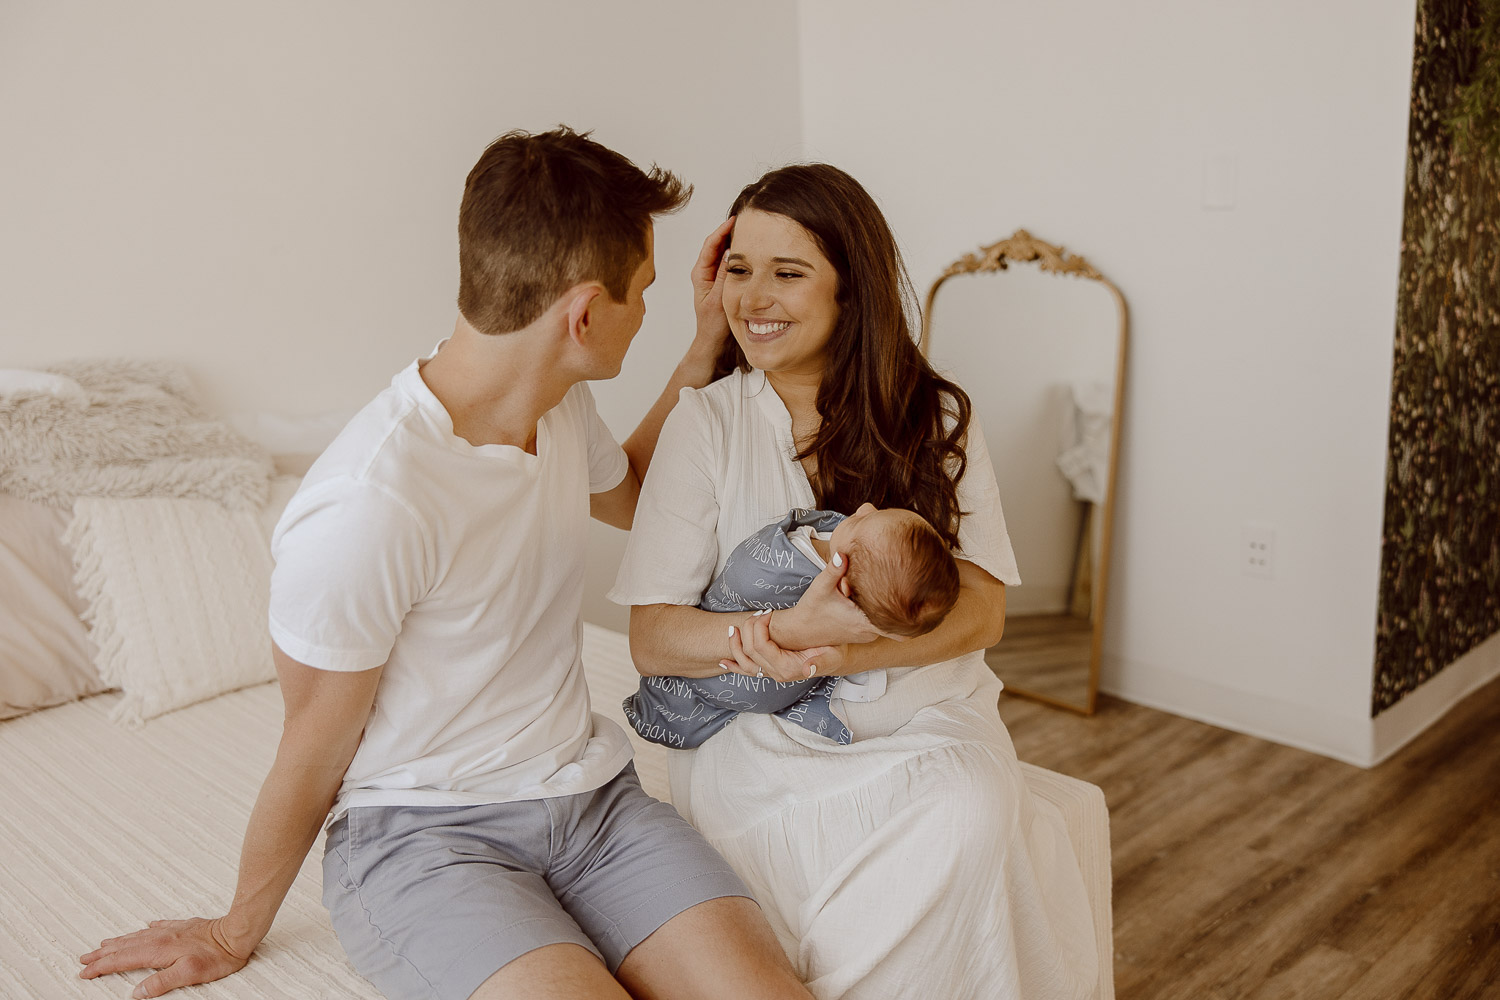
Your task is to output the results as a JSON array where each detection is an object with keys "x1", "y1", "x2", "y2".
[{"x1": 1376, "y1": 0, "x2": 1500, "y2": 714}]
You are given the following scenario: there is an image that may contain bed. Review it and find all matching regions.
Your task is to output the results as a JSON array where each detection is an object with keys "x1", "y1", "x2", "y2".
[
  {"x1": 0, "y1": 623, "x2": 1113, "y2": 999},
  {"x1": 0, "y1": 626, "x2": 643, "y2": 999},
  {"x1": 0, "y1": 365, "x2": 1112, "y2": 998}
]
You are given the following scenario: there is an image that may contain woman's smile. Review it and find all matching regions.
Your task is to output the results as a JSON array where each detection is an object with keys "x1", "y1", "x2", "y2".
[{"x1": 744, "y1": 319, "x2": 793, "y2": 340}]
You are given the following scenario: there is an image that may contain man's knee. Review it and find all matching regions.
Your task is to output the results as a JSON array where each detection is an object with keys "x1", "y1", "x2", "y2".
[
  {"x1": 468, "y1": 943, "x2": 629, "y2": 1000},
  {"x1": 615, "y1": 896, "x2": 812, "y2": 1000}
]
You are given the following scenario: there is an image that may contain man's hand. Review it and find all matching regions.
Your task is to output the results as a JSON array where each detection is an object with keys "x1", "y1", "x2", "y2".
[
  {"x1": 79, "y1": 917, "x2": 251, "y2": 998},
  {"x1": 689, "y1": 216, "x2": 736, "y2": 357},
  {"x1": 78, "y1": 651, "x2": 380, "y2": 999}
]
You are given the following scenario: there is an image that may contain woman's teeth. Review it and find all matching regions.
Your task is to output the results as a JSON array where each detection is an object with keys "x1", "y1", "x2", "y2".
[{"x1": 747, "y1": 320, "x2": 791, "y2": 336}]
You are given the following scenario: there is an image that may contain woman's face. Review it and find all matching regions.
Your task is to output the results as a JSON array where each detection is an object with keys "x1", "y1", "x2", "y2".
[{"x1": 721, "y1": 208, "x2": 841, "y2": 378}]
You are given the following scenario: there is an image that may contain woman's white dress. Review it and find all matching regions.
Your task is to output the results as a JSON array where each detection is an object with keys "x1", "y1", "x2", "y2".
[{"x1": 609, "y1": 369, "x2": 1098, "y2": 1000}]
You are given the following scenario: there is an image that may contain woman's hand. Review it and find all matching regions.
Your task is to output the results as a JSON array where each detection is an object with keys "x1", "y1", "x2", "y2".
[
  {"x1": 771, "y1": 553, "x2": 884, "y2": 650},
  {"x1": 688, "y1": 216, "x2": 736, "y2": 358},
  {"x1": 79, "y1": 917, "x2": 252, "y2": 998},
  {"x1": 722, "y1": 611, "x2": 848, "y2": 683}
]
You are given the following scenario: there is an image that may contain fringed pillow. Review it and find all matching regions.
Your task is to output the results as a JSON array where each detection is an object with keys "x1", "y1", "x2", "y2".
[{"x1": 64, "y1": 478, "x2": 300, "y2": 725}]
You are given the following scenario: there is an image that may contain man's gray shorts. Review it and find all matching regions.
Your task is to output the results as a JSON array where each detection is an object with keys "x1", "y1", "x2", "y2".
[{"x1": 321, "y1": 764, "x2": 751, "y2": 1000}]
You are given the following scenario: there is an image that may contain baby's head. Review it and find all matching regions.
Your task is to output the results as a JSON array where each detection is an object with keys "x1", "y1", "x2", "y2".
[{"x1": 829, "y1": 504, "x2": 961, "y2": 639}]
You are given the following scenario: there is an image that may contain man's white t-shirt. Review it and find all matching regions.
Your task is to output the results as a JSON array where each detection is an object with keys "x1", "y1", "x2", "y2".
[{"x1": 269, "y1": 354, "x2": 633, "y2": 818}]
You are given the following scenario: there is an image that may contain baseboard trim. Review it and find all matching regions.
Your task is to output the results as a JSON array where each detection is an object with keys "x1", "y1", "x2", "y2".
[
  {"x1": 1370, "y1": 631, "x2": 1500, "y2": 765},
  {"x1": 1099, "y1": 634, "x2": 1500, "y2": 768},
  {"x1": 1097, "y1": 654, "x2": 1377, "y2": 767}
]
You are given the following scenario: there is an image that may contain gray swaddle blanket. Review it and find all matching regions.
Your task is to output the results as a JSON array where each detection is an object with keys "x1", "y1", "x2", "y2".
[{"x1": 624, "y1": 509, "x2": 852, "y2": 748}]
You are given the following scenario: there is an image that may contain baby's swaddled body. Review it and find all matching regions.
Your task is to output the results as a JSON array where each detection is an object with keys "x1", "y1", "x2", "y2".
[{"x1": 624, "y1": 509, "x2": 851, "y2": 749}]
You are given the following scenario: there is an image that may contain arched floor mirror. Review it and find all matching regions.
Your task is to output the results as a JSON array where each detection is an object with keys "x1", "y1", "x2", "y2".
[{"x1": 921, "y1": 230, "x2": 1128, "y2": 715}]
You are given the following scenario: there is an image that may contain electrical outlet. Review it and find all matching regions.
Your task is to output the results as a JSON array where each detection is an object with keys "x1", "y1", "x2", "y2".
[{"x1": 1242, "y1": 522, "x2": 1275, "y2": 578}]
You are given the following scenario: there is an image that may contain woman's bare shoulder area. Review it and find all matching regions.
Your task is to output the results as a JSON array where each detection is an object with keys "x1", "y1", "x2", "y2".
[
  {"x1": 675, "y1": 368, "x2": 759, "y2": 427},
  {"x1": 693, "y1": 367, "x2": 754, "y2": 402}
]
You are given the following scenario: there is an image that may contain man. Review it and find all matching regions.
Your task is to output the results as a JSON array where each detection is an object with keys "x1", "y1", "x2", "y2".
[{"x1": 79, "y1": 127, "x2": 811, "y2": 1000}]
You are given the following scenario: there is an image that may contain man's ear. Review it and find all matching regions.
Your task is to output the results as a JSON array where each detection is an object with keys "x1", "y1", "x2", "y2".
[{"x1": 565, "y1": 284, "x2": 604, "y2": 348}]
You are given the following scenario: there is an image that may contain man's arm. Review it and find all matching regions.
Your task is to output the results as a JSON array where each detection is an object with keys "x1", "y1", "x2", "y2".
[
  {"x1": 588, "y1": 344, "x2": 710, "y2": 529},
  {"x1": 78, "y1": 646, "x2": 381, "y2": 998},
  {"x1": 592, "y1": 216, "x2": 736, "y2": 531}
]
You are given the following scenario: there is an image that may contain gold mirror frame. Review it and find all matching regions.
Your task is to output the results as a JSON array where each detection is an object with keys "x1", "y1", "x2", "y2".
[{"x1": 920, "y1": 230, "x2": 1128, "y2": 716}]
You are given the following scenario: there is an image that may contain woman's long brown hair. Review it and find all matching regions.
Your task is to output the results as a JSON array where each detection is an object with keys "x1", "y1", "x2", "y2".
[{"x1": 715, "y1": 164, "x2": 973, "y2": 548}]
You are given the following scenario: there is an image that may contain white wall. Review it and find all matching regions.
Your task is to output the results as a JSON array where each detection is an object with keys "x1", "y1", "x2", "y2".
[
  {"x1": 798, "y1": 0, "x2": 1418, "y2": 763},
  {"x1": 8, "y1": 3, "x2": 1458, "y2": 761},
  {"x1": 0, "y1": 0, "x2": 803, "y2": 631}
]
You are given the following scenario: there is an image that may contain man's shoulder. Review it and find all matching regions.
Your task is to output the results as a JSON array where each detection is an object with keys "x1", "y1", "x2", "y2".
[
  {"x1": 307, "y1": 374, "x2": 437, "y2": 482},
  {"x1": 285, "y1": 382, "x2": 439, "y2": 527}
]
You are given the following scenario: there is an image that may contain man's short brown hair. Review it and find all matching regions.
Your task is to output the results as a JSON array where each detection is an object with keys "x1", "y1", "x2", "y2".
[{"x1": 457, "y1": 126, "x2": 691, "y2": 334}]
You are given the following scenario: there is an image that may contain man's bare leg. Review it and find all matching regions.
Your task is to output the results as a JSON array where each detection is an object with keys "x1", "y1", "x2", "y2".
[
  {"x1": 470, "y1": 943, "x2": 631, "y2": 1000},
  {"x1": 615, "y1": 896, "x2": 813, "y2": 1000}
]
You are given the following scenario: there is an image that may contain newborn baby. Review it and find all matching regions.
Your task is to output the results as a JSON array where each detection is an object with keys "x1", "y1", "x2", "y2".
[{"x1": 624, "y1": 505, "x2": 961, "y2": 749}]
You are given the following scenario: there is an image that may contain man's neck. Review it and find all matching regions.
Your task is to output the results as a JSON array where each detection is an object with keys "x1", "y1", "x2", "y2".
[{"x1": 419, "y1": 316, "x2": 576, "y2": 451}]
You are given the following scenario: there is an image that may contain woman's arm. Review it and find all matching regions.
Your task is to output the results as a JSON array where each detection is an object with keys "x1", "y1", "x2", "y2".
[
  {"x1": 629, "y1": 603, "x2": 775, "y2": 678},
  {"x1": 839, "y1": 559, "x2": 1006, "y2": 671},
  {"x1": 594, "y1": 219, "x2": 737, "y2": 531},
  {"x1": 627, "y1": 553, "x2": 881, "y2": 678},
  {"x1": 618, "y1": 217, "x2": 736, "y2": 485},
  {"x1": 725, "y1": 559, "x2": 1006, "y2": 683}
]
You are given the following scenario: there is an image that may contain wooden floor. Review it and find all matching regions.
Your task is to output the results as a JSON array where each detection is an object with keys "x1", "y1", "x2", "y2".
[
  {"x1": 985, "y1": 612, "x2": 1094, "y2": 705},
  {"x1": 997, "y1": 676, "x2": 1500, "y2": 1000}
]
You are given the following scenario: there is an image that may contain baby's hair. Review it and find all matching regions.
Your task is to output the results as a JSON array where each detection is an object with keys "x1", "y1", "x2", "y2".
[{"x1": 844, "y1": 515, "x2": 961, "y2": 638}]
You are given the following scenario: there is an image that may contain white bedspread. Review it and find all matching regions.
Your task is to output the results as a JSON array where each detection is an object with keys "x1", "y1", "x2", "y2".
[
  {"x1": 0, "y1": 623, "x2": 663, "y2": 1000},
  {"x1": 0, "y1": 624, "x2": 1108, "y2": 999}
]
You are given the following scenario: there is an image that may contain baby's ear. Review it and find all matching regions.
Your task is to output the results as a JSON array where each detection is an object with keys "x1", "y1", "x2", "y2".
[{"x1": 837, "y1": 541, "x2": 861, "y2": 597}]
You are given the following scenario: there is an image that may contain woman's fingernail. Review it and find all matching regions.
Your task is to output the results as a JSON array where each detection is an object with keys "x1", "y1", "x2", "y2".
[
  {"x1": 719, "y1": 662, "x2": 732, "y2": 671},
  {"x1": 832, "y1": 552, "x2": 843, "y2": 567},
  {"x1": 728, "y1": 625, "x2": 737, "y2": 637}
]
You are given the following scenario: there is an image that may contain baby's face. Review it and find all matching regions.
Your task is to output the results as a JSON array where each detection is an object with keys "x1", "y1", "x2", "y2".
[{"x1": 829, "y1": 503, "x2": 927, "y2": 561}]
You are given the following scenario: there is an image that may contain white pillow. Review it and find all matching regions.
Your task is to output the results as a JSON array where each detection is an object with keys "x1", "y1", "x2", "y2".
[
  {"x1": 0, "y1": 495, "x2": 107, "y2": 718},
  {"x1": 228, "y1": 409, "x2": 354, "y2": 455},
  {"x1": 64, "y1": 477, "x2": 301, "y2": 725},
  {"x1": 0, "y1": 369, "x2": 88, "y2": 405}
]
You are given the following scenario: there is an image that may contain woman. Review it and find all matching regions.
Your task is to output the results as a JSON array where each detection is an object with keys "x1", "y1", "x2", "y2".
[{"x1": 608, "y1": 165, "x2": 1097, "y2": 1000}]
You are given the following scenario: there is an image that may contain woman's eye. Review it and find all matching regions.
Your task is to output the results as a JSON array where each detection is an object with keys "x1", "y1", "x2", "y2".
[
  {"x1": 776, "y1": 271, "x2": 804, "y2": 280},
  {"x1": 726, "y1": 266, "x2": 750, "y2": 276}
]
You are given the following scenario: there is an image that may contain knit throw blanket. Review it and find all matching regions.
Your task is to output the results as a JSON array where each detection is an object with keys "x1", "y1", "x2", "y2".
[{"x1": 0, "y1": 359, "x2": 272, "y2": 510}]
